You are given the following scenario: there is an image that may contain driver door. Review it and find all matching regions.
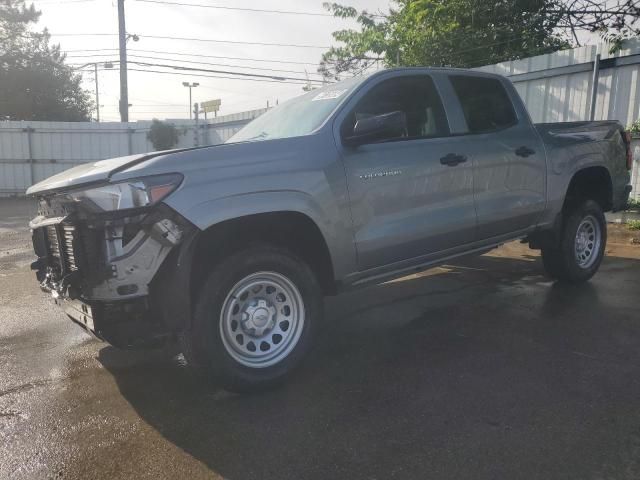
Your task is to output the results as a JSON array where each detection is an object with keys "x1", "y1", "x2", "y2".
[{"x1": 337, "y1": 73, "x2": 477, "y2": 271}]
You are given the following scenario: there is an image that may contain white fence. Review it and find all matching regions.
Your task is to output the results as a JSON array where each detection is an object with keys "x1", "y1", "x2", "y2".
[
  {"x1": 477, "y1": 38, "x2": 640, "y2": 200},
  {"x1": 2, "y1": 38, "x2": 640, "y2": 198},
  {"x1": 0, "y1": 108, "x2": 266, "y2": 195},
  {"x1": 476, "y1": 38, "x2": 640, "y2": 126}
]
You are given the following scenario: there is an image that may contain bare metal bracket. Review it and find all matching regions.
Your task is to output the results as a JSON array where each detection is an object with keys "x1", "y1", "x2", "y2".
[{"x1": 89, "y1": 218, "x2": 184, "y2": 301}]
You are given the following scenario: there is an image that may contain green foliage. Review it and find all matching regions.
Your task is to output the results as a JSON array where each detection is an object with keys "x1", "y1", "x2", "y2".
[
  {"x1": 0, "y1": 0, "x2": 93, "y2": 121},
  {"x1": 627, "y1": 220, "x2": 640, "y2": 231},
  {"x1": 628, "y1": 119, "x2": 640, "y2": 134},
  {"x1": 320, "y1": 0, "x2": 640, "y2": 79},
  {"x1": 146, "y1": 119, "x2": 180, "y2": 151},
  {"x1": 320, "y1": 0, "x2": 570, "y2": 79},
  {"x1": 627, "y1": 198, "x2": 640, "y2": 211}
]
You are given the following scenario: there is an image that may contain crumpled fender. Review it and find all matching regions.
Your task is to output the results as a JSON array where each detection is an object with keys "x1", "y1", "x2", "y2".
[{"x1": 168, "y1": 189, "x2": 355, "y2": 279}]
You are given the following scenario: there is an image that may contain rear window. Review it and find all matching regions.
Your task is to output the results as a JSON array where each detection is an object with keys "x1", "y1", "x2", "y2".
[{"x1": 450, "y1": 76, "x2": 517, "y2": 133}]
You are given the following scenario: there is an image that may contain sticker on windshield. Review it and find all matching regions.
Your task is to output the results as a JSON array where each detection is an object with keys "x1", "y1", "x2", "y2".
[{"x1": 312, "y1": 89, "x2": 348, "y2": 101}]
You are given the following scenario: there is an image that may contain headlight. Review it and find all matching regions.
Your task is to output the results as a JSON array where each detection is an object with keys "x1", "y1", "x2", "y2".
[{"x1": 67, "y1": 174, "x2": 183, "y2": 212}]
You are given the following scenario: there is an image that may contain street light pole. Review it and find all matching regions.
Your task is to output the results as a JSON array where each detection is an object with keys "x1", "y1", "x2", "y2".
[
  {"x1": 117, "y1": 0, "x2": 129, "y2": 122},
  {"x1": 182, "y1": 82, "x2": 199, "y2": 119},
  {"x1": 74, "y1": 61, "x2": 108, "y2": 122}
]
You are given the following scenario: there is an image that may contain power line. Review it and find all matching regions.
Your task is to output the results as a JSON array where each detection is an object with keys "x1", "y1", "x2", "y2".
[
  {"x1": 34, "y1": 0, "x2": 96, "y2": 4},
  {"x1": 127, "y1": 60, "x2": 325, "y2": 82},
  {"x1": 104, "y1": 110, "x2": 194, "y2": 113},
  {"x1": 62, "y1": 49, "x2": 120, "y2": 53},
  {"x1": 99, "y1": 65, "x2": 317, "y2": 85},
  {"x1": 68, "y1": 48, "x2": 320, "y2": 66},
  {"x1": 49, "y1": 33, "x2": 117, "y2": 37},
  {"x1": 69, "y1": 53, "x2": 323, "y2": 76},
  {"x1": 133, "y1": 0, "x2": 335, "y2": 17},
  {"x1": 127, "y1": 67, "x2": 313, "y2": 85},
  {"x1": 128, "y1": 54, "x2": 324, "y2": 75},
  {"x1": 140, "y1": 34, "x2": 330, "y2": 49},
  {"x1": 49, "y1": 32, "x2": 330, "y2": 49},
  {"x1": 71, "y1": 58, "x2": 325, "y2": 82}
]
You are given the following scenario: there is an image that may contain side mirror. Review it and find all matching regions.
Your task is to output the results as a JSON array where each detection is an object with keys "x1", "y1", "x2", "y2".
[{"x1": 343, "y1": 111, "x2": 407, "y2": 147}]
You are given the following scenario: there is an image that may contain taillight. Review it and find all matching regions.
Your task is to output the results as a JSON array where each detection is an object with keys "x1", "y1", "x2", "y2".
[{"x1": 623, "y1": 131, "x2": 633, "y2": 171}]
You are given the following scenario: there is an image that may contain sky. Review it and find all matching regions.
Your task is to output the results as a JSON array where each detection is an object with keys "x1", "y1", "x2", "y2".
[{"x1": 30, "y1": 0, "x2": 391, "y2": 121}]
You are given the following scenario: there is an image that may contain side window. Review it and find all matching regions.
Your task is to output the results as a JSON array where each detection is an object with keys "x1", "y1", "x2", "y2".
[
  {"x1": 450, "y1": 76, "x2": 517, "y2": 134},
  {"x1": 341, "y1": 75, "x2": 449, "y2": 142}
]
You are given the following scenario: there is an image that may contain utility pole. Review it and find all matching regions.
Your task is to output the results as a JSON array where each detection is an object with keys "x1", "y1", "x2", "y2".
[
  {"x1": 94, "y1": 62, "x2": 100, "y2": 122},
  {"x1": 117, "y1": 0, "x2": 129, "y2": 122}
]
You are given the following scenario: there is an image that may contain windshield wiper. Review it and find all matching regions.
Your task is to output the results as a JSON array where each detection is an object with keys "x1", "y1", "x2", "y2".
[{"x1": 243, "y1": 131, "x2": 269, "y2": 142}]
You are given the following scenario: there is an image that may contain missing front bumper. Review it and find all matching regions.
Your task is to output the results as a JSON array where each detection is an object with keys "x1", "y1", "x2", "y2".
[
  {"x1": 31, "y1": 203, "x2": 198, "y2": 348},
  {"x1": 31, "y1": 203, "x2": 193, "y2": 302},
  {"x1": 56, "y1": 296, "x2": 98, "y2": 337},
  {"x1": 53, "y1": 294, "x2": 168, "y2": 348}
]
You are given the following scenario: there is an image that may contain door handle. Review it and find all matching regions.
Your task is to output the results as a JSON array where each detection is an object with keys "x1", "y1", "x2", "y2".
[
  {"x1": 440, "y1": 153, "x2": 467, "y2": 166},
  {"x1": 515, "y1": 146, "x2": 536, "y2": 157}
]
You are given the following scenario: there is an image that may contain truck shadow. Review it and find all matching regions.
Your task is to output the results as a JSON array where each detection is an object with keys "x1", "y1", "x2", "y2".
[{"x1": 98, "y1": 251, "x2": 640, "y2": 480}]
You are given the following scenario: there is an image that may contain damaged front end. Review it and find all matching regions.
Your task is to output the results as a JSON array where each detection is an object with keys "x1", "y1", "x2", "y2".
[{"x1": 29, "y1": 174, "x2": 196, "y2": 347}]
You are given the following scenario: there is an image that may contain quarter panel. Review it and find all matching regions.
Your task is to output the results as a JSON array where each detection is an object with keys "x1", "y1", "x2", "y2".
[{"x1": 534, "y1": 121, "x2": 630, "y2": 226}]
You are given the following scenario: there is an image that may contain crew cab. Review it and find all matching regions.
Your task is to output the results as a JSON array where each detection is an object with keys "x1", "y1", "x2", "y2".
[{"x1": 27, "y1": 68, "x2": 633, "y2": 391}]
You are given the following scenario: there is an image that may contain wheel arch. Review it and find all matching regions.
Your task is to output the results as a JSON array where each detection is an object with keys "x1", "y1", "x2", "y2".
[
  {"x1": 528, "y1": 165, "x2": 612, "y2": 250},
  {"x1": 563, "y1": 165, "x2": 613, "y2": 213},
  {"x1": 156, "y1": 191, "x2": 350, "y2": 333},
  {"x1": 190, "y1": 210, "x2": 337, "y2": 306}
]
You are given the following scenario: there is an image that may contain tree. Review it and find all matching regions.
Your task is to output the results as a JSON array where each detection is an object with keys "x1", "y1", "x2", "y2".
[
  {"x1": 0, "y1": 0, "x2": 93, "y2": 121},
  {"x1": 554, "y1": 0, "x2": 640, "y2": 47},
  {"x1": 147, "y1": 119, "x2": 180, "y2": 151},
  {"x1": 319, "y1": 0, "x2": 640, "y2": 80}
]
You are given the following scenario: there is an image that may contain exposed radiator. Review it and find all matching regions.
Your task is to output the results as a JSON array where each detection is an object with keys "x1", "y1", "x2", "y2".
[{"x1": 46, "y1": 224, "x2": 79, "y2": 273}]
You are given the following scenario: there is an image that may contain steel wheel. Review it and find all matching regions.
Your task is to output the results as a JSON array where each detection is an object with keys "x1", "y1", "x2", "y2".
[
  {"x1": 219, "y1": 271, "x2": 305, "y2": 368},
  {"x1": 574, "y1": 214, "x2": 601, "y2": 269}
]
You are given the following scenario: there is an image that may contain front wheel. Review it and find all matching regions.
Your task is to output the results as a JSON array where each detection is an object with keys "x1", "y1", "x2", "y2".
[
  {"x1": 541, "y1": 199, "x2": 607, "y2": 283},
  {"x1": 183, "y1": 245, "x2": 322, "y2": 392}
]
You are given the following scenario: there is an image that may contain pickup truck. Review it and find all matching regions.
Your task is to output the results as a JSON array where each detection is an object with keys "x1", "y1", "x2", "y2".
[{"x1": 27, "y1": 68, "x2": 633, "y2": 392}]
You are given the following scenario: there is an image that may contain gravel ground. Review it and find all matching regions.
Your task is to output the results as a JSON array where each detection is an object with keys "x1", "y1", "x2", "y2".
[{"x1": 1, "y1": 198, "x2": 640, "y2": 480}]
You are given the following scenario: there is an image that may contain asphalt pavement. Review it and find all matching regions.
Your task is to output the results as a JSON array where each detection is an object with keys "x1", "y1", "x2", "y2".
[{"x1": 2, "y1": 198, "x2": 640, "y2": 480}]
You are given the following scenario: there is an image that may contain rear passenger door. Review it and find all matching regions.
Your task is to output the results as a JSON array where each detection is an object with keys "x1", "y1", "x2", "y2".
[{"x1": 446, "y1": 75, "x2": 546, "y2": 239}]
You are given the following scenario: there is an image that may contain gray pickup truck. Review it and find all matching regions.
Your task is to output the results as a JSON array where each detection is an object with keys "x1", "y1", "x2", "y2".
[{"x1": 27, "y1": 68, "x2": 633, "y2": 391}]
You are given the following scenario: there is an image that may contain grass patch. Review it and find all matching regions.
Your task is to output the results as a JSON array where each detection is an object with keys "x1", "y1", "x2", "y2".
[
  {"x1": 628, "y1": 220, "x2": 640, "y2": 231},
  {"x1": 628, "y1": 198, "x2": 640, "y2": 211}
]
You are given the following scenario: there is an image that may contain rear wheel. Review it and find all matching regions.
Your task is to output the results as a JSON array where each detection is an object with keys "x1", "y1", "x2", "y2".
[
  {"x1": 541, "y1": 200, "x2": 606, "y2": 283},
  {"x1": 182, "y1": 245, "x2": 322, "y2": 392}
]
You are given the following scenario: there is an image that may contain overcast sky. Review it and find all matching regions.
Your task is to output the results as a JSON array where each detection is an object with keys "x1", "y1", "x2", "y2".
[
  {"x1": 30, "y1": 0, "x2": 390, "y2": 121},
  {"x1": 31, "y1": 0, "x2": 599, "y2": 122}
]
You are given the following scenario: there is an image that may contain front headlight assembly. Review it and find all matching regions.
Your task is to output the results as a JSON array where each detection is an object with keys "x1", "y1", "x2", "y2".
[{"x1": 67, "y1": 173, "x2": 183, "y2": 213}]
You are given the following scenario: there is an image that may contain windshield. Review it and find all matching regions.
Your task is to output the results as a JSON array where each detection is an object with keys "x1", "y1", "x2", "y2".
[{"x1": 227, "y1": 76, "x2": 366, "y2": 143}]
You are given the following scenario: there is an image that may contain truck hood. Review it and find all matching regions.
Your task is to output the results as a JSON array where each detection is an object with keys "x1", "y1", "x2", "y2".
[
  {"x1": 25, "y1": 148, "x2": 209, "y2": 196},
  {"x1": 26, "y1": 136, "x2": 317, "y2": 196}
]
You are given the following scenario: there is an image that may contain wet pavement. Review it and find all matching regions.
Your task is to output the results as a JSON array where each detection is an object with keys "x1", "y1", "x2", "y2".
[{"x1": 2, "y1": 198, "x2": 640, "y2": 480}]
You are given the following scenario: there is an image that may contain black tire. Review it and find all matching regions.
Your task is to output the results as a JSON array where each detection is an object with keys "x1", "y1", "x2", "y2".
[
  {"x1": 541, "y1": 199, "x2": 607, "y2": 283},
  {"x1": 181, "y1": 245, "x2": 322, "y2": 393},
  {"x1": 540, "y1": 245, "x2": 564, "y2": 279}
]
